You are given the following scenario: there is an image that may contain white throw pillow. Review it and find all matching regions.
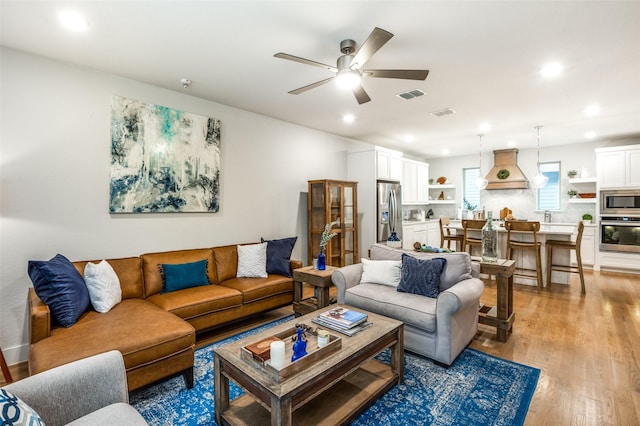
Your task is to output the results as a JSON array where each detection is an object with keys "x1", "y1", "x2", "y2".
[
  {"x1": 360, "y1": 258, "x2": 402, "y2": 287},
  {"x1": 236, "y1": 243, "x2": 268, "y2": 278},
  {"x1": 84, "y1": 260, "x2": 122, "y2": 313}
]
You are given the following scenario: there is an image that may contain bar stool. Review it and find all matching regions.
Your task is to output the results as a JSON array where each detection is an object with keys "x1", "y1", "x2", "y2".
[
  {"x1": 505, "y1": 220, "x2": 544, "y2": 289},
  {"x1": 546, "y1": 221, "x2": 586, "y2": 294},
  {"x1": 461, "y1": 219, "x2": 486, "y2": 256},
  {"x1": 440, "y1": 217, "x2": 463, "y2": 251}
]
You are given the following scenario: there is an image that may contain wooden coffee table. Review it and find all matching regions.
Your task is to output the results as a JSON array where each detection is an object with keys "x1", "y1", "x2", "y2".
[{"x1": 214, "y1": 306, "x2": 404, "y2": 426}]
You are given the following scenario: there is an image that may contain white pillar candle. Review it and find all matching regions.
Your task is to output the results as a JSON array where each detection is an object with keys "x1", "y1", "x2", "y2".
[{"x1": 270, "y1": 341, "x2": 285, "y2": 369}]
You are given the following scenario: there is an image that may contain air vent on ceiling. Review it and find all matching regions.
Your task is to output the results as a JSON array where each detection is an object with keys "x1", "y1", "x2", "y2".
[
  {"x1": 430, "y1": 108, "x2": 456, "y2": 117},
  {"x1": 396, "y1": 89, "x2": 426, "y2": 100}
]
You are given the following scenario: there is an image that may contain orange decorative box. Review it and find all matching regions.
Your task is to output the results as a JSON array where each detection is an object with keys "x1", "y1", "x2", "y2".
[{"x1": 579, "y1": 193, "x2": 596, "y2": 198}]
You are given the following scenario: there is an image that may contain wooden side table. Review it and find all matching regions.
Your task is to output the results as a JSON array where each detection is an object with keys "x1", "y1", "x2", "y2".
[
  {"x1": 292, "y1": 266, "x2": 336, "y2": 317},
  {"x1": 473, "y1": 257, "x2": 517, "y2": 342}
]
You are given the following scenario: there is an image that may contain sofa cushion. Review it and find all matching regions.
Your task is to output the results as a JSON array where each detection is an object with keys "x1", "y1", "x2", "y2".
[
  {"x1": 28, "y1": 299, "x2": 195, "y2": 376},
  {"x1": 220, "y1": 275, "x2": 293, "y2": 304},
  {"x1": 28, "y1": 254, "x2": 90, "y2": 327},
  {"x1": 141, "y1": 249, "x2": 216, "y2": 297},
  {"x1": 369, "y1": 243, "x2": 472, "y2": 291},
  {"x1": 261, "y1": 236, "x2": 297, "y2": 277},
  {"x1": 0, "y1": 388, "x2": 44, "y2": 426},
  {"x1": 212, "y1": 245, "x2": 238, "y2": 283},
  {"x1": 160, "y1": 259, "x2": 210, "y2": 293},
  {"x1": 345, "y1": 283, "x2": 437, "y2": 332},
  {"x1": 73, "y1": 257, "x2": 143, "y2": 300},
  {"x1": 397, "y1": 254, "x2": 447, "y2": 298},
  {"x1": 146, "y1": 284, "x2": 243, "y2": 320},
  {"x1": 360, "y1": 258, "x2": 402, "y2": 287},
  {"x1": 236, "y1": 243, "x2": 268, "y2": 278},
  {"x1": 84, "y1": 260, "x2": 122, "y2": 313}
]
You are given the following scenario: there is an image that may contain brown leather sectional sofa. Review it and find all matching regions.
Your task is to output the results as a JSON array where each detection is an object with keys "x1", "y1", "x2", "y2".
[{"x1": 27, "y1": 244, "x2": 300, "y2": 391}]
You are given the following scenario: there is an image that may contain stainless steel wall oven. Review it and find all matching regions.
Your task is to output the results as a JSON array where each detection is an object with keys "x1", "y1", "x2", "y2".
[{"x1": 600, "y1": 217, "x2": 640, "y2": 253}]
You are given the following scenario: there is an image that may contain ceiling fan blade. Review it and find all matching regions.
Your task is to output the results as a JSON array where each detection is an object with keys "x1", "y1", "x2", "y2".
[
  {"x1": 274, "y1": 53, "x2": 338, "y2": 73},
  {"x1": 352, "y1": 85, "x2": 371, "y2": 104},
  {"x1": 288, "y1": 77, "x2": 335, "y2": 95},
  {"x1": 364, "y1": 69, "x2": 430, "y2": 80},
  {"x1": 349, "y1": 27, "x2": 394, "y2": 70}
]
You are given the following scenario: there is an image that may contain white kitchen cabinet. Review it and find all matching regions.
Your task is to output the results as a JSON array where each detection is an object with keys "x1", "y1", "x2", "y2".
[
  {"x1": 402, "y1": 159, "x2": 429, "y2": 204},
  {"x1": 571, "y1": 225, "x2": 595, "y2": 267},
  {"x1": 596, "y1": 146, "x2": 640, "y2": 188},
  {"x1": 426, "y1": 220, "x2": 441, "y2": 247},
  {"x1": 377, "y1": 150, "x2": 403, "y2": 181},
  {"x1": 626, "y1": 150, "x2": 640, "y2": 187},
  {"x1": 402, "y1": 222, "x2": 428, "y2": 249}
]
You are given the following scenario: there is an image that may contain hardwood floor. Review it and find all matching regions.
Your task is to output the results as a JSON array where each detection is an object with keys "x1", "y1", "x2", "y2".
[
  {"x1": 2, "y1": 271, "x2": 638, "y2": 425},
  {"x1": 471, "y1": 270, "x2": 640, "y2": 425}
]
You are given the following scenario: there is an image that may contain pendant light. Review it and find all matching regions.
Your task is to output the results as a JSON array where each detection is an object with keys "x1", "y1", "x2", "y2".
[
  {"x1": 475, "y1": 134, "x2": 489, "y2": 189},
  {"x1": 531, "y1": 125, "x2": 549, "y2": 189}
]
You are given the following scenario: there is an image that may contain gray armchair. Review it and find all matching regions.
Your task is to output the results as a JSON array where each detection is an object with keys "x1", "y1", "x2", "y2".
[
  {"x1": 332, "y1": 244, "x2": 484, "y2": 366},
  {"x1": 3, "y1": 350, "x2": 147, "y2": 426}
]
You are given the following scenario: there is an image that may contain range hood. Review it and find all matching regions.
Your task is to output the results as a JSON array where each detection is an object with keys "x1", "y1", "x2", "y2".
[{"x1": 484, "y1": 148, "x2": 529, "y2": 190}]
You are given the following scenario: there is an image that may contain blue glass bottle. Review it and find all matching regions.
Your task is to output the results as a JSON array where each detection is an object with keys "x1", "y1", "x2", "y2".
[{"x1": 317, "y1": 249, "x2": 326, "y2": 271}]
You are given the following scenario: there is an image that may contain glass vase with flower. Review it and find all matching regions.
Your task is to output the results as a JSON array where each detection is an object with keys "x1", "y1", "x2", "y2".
[{"x1": 318, "y1": 221, "x2": 338, "y2": 270}]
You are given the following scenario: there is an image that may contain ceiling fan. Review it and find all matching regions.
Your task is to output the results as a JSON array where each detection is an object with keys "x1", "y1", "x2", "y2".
[{"x1": 274, "y1": 27, "x2": 429, "y2": 104}]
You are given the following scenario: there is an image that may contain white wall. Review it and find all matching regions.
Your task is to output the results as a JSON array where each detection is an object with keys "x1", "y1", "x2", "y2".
[{"x1": 0, "y1": 48, "x2": 357, "y2": 364}]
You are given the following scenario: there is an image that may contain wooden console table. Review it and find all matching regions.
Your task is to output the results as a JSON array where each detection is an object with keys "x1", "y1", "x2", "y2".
[
  {"x1": 292, "y1": 266, "x2": 336, "y2": 317},
  {"x1": 473, "y1": 257, "x2": 516, "y2": 342}
]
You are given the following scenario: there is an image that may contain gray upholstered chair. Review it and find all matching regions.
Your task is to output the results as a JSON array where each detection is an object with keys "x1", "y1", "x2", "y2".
[
  {"x1": 2, "y1": 350, "x2": 147, "y2": 426},
  {"x1": 332, "y1": 244, "x2": 484, "y2": 366}
]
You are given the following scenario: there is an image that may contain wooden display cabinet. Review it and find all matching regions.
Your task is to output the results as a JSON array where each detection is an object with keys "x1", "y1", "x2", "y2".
[{"x1": 308, "y1": 180, "x2": 358, "y2": 268}]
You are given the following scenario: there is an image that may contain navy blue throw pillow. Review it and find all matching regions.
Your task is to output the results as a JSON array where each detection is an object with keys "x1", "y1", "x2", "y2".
[
  {"x1": 397, "y1": 254, "x2": 447, "y2": 298},
  {"x1": 261, "y1": 236, "x2": 297, "y2": 277},
  {"x1": 160, "y1": 259, "x2": 210, "y2": 293},
  {"x1": 28, "y1": 253, "x2": 90, "y2": 327}
]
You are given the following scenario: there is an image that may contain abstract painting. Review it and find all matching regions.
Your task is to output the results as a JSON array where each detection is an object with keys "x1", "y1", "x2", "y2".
[{"x1": 110, "y1": 96, "x2": 221, "y2": 213}]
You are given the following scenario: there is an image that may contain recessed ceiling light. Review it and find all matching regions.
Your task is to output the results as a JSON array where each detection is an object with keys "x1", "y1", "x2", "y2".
[
  {"x1": 584, "y1": 104, "x2": 600, "y2": 116},
  {"x1": 342, "y1": 114, "x2": 355, "y2": 123},
  {"x1": 585, "y1": 131, "x2": 597, "y2": 139},
  {"x1": 507, "y1": 140, "x2": 517, "y2": 147},
  {"x1": 404, "y1": 135, "x2": 415, "y2": 143},
  {"x1": 58, "y1": 11, "x2": 90, "y2": 32},
  {"x1": 441, "y1": 149, "x2": 450, "y2": 156},
  {"x1": 478, "y1": 122, "x2": 491, "y2": 132},
  {"x1": 540, "y1": 62, "x2": 563, "y2": 78}
]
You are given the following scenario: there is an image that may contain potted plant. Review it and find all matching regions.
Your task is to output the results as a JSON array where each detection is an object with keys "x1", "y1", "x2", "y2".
[
  {"x1": 582, "y1": 213, "x2": 593, "y2": 224},
  {"x1": 567, "y1": 170, "x2": 578, "y2": 178},
  {"x1": 567, "y1": 190, "x2": 578, "y2": 198}
]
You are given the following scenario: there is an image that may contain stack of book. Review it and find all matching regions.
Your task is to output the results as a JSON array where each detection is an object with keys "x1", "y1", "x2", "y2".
[{"x1": 312, "y1": 307, "x2": 372, "y2": 336}]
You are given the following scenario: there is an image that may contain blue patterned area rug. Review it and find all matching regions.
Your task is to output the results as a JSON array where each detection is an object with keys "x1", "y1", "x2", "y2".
[{"x1": 131, "y1": 316, "x2": 540, "y2": 425}]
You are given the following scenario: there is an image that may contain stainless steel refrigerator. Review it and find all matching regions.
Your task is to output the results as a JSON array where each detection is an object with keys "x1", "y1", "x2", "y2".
[{"x1": 377, "y1": 180, "x2": 403, "y2": 243}]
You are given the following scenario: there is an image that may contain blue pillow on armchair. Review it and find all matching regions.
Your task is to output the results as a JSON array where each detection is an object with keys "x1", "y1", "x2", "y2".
[
  {"x1": 261, "y1": 236, "x2": 297, "y2": 277},
  {"x1": 397, "y1": 254, "x2": 447, "y2": 298},
  {"x1": 28, "y1": 253, "x2": 90, "y2": 327}
]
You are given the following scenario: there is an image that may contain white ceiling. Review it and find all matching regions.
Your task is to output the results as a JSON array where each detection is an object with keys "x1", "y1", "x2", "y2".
[{"x1": 2, "y1": 1, "x2": 640, "y2": 159}]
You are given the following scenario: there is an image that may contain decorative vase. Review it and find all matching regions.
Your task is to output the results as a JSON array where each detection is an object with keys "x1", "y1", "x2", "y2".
[
  {"x1": 482, "y1": 211, "x2": 498, "y2": 263},
  {"x1": 387, "y1": 231, "x2": 401, "y2": 248},
  {"x1": 291, "y1": 327, "x2": 307, "y2": 362},
  {"x1": 317, "y1": 249, "x2": 326, "y2": 271}
]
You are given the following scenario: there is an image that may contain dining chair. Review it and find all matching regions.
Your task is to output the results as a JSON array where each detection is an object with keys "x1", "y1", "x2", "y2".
[
  {"x1": 505, "y1": 220, "x2": 544, "y2": 289},
  {"x1": 440, "y1": 217, "x2": 464, "y2": 251},
  {"x1": 545, "y1": 221, "x2": 586, "y2": 294}
]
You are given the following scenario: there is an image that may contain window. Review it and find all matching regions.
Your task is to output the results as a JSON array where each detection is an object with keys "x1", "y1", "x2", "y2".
[
  {"x1": 462, "y1": 168, "x2": 481, "y2": 210},
  {"x1": 537, "y1": 162, "x2": 560, "y2": 211}
]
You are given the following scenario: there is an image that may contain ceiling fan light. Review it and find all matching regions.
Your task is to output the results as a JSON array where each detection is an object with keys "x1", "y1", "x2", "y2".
[{"x1": 336, "y1": 70, "x2": 361, "y2": 90}]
